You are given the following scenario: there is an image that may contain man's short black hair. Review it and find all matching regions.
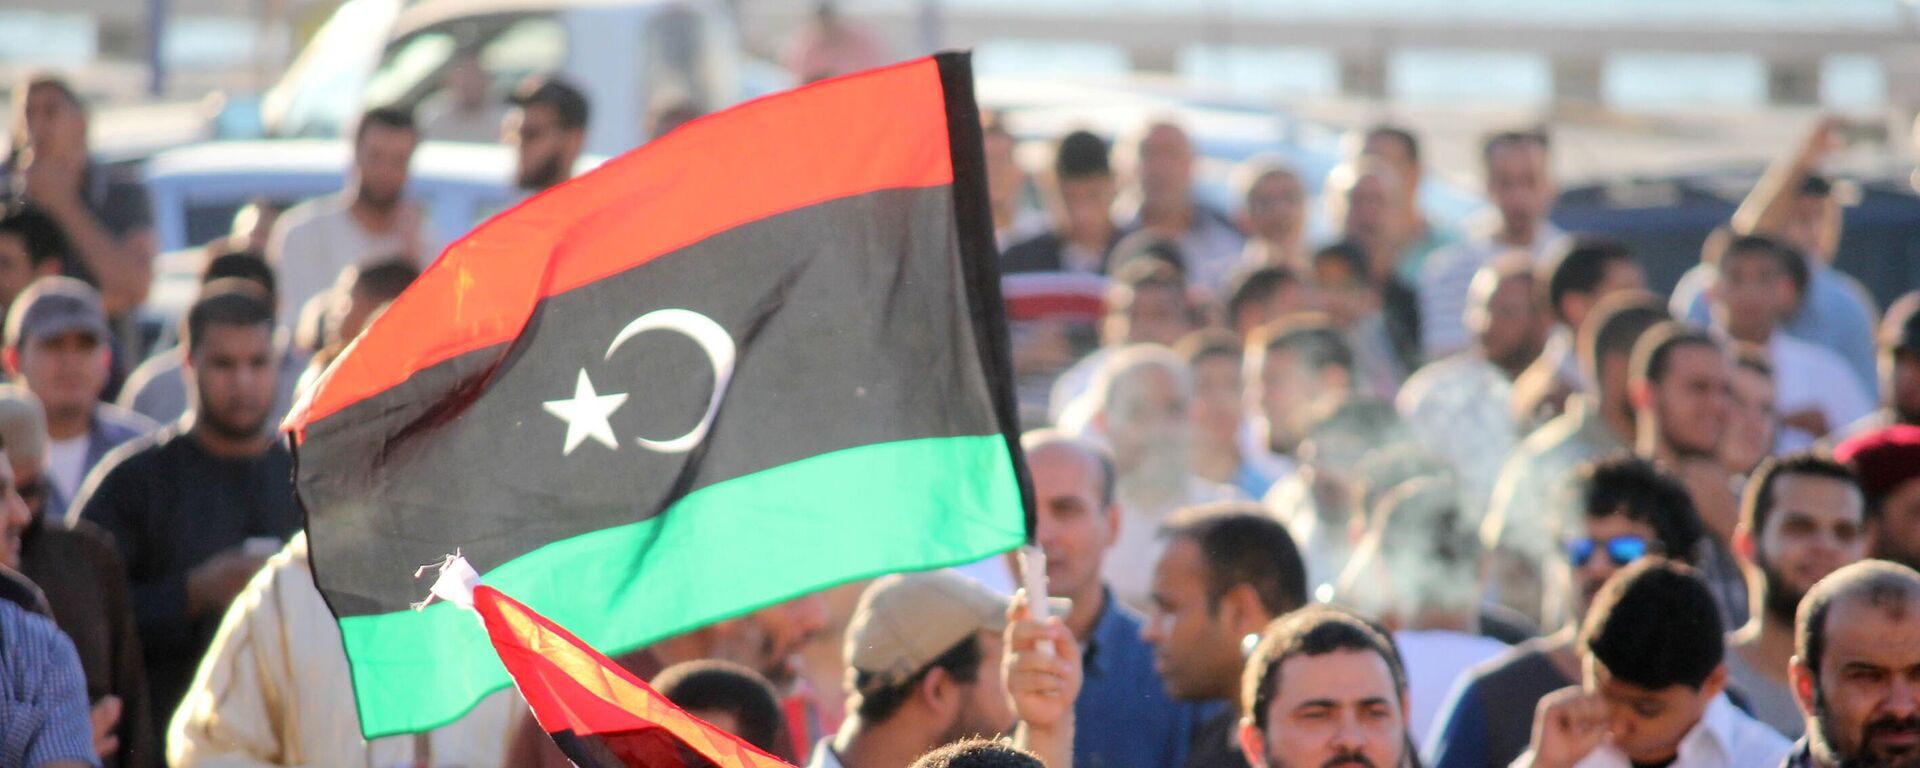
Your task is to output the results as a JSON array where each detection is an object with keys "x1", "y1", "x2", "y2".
[
  {"x1": 1365, "y1": 124, "x2": 1421, "y2": 168},
  {"x1": 0, "y1": 205, "x2": 70, "y2": 270},
  {"x1": 1717, "y1": 233, "x2": 1810, "y2": 302},
  {"x1": 651, "y1": 660, "x2": 786, "y2": 756},
  {"x1": 1576, "y1": 292, "x2": 1667, "y2": 389},
  {"x1": 1225, "y1": 266, "x2": 1299, "y2": 331},
  {"x1": 350, "y1": 257, "x2": 420, "y2": 304},
  {"x1": 1576, "y1": 455, "x2": 1704, "y2": 564},
  {"x1": 1250, "y1": 313, "x2": 1355, "y2": 379},
  {"x1": 1243, "y1": 605, "x2": 1408, "y2": 730},
  {"x1": 1630, "y1": 321, "x2": 1721, "y2": 389},
  {"x1": 852, "y1": 634, "x2": 981, "y2": 723},
  {"x1": 511, "y1": 74, "x2": 590, "y2": 131},
  {"x1": 1160, "y1": 503, "x2": 1308, "y2": 617},
  {"x1": 1582, "y1": 557, "x2": 1724, "y2": 690},
  {"x1": 1055, "y1": 130, "x2": 1111, "y2": 180},
  {"x1": 1482, "y1": 127, "x2": 1550, "y2": 166},
  {"x1": 909, "y1": 738, "x2": 1045, "y2": 768},
  {"x1": 354, "y1": 105, "x2": 417, "y2": 145},
  {"x1": 1797, "y1": 560, "x2": 1920, "y2": 689},
  {"x1": 202, "y1": 251, "x2": 276, "y2": 302},
  {"x1": 184, "y1": 281, "x2": 274, "y2": 357},
  {"x1": 1545, "y1": 237, "x2": 1637, "y2": 324},
  {"x1": 1110, "y1": 231, "x2": 1187, "y2": 282},
  {"x1": 1106, "y1": 257, "x2": 1186, "y2": 319},
  {"x1": 1741, "y1": 453, "x2": 1860, "y2": 545},
  {"x1": 1311, "y1": 240, "x2": 1373, "y2": 288}
]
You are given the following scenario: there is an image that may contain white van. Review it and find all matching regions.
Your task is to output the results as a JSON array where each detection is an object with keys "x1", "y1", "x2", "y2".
[{"x1": 261, "y1": 0, "x2": 783, "y2": 157}]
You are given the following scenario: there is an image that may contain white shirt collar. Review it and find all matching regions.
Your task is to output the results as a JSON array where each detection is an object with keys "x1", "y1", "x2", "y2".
[
  {"x1": 1565, "y1": 694, "x2": 1791, "y2": 768},
  {"x1": 807, "y1": 738, "x2": 848, "y2": 768}
]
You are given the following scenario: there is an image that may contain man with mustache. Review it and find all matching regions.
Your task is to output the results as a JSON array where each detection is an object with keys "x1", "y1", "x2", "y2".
[
  {"x1": 1787, "y1": 560, "x2": 1920, "y2": 767},
  {"x1": 1727, "y1": 453, "x2": 1868, "y2": 738},
  {"x1": 1238, "y1": 604, "x2": 1415, "y2": 768},
  {"x1": 503, "y1": 75, "x2": 588, "y2": 195},
  {"x1": 266, "y1": 107, "x2": 429, "y2": 331}
]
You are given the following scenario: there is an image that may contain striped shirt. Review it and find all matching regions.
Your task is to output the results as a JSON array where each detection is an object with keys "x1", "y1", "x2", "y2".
[
  {"x1": 1418, "y1": 217, "x2": 1568, "y2": 360},
  {"x1": 0, "y1": 600, "x2": 99, "y2": 768}
]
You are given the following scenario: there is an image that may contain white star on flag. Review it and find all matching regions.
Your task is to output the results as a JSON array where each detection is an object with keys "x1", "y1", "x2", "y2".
[{"x1": 541, "y1": 370, "x2": 628, "y2": 455}]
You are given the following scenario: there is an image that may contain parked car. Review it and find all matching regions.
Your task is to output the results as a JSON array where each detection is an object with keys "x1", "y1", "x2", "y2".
[
  {"x1": 261, "y1": 0, "x2": 785, "y2": 157},
  {"x1": 140, "y1": 138, "x2": 601, "y2": 344}
]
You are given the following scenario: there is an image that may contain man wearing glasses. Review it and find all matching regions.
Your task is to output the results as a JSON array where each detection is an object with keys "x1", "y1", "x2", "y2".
[{"x1": 1426, "y1": 456, "x2": 1706, "y2": 768}]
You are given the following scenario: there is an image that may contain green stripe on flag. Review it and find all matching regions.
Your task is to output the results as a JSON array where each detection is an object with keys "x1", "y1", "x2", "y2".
[{"x1": 337, "y1": 433, "x2": 1025, "y2": 738}]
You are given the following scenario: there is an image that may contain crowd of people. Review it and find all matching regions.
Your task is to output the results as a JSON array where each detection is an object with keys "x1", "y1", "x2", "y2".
[{"x1": 1, "y1": 43, "x2": 1918, "y2": 768}]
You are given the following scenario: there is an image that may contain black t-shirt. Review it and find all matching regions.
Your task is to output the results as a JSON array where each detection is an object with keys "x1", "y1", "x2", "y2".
[{"x1": 75, "y1": 425, "x2": 300, "y2": 724}]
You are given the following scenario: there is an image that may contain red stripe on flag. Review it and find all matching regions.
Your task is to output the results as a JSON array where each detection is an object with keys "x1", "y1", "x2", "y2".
[
  {"x1": 288, "y1": 57, "x2": 954, "y2": 433},
  {"x1": 472, "y1": 585, "x2": 795, "y2": 768}
]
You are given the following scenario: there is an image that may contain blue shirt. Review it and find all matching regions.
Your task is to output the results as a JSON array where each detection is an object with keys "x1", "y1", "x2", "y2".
[
  {"x1": 1074, "y1": 587, "x2": 1216, "y2": 768},
  {"x1": 1677, "y1": 261, "x2": 1879, "y2": 400},
  {"x1": 0, "y1": 599, "x2": 99, "y2": 768}
]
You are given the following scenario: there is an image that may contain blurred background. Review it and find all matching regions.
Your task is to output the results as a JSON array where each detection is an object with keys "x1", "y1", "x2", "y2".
[{"x1": 5, "y1": 0, "x2": 1918, "y2": 307}]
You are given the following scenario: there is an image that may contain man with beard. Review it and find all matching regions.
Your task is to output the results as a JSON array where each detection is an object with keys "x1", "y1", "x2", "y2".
[
  {"x1": 504, "y1": 74, "x2": 588, "y2": 195},
  {"x1": 266, "y1": 106, "x2": 428, "y2": 330},
  {"x1": 73, "y1": 286, "x2": 300, "y2": 725},
  {"x1": 1076, "y1": 344, "x2": 1238, "y2": 610},
  {"x1": 1238, "y1": 605, "x2": 1415, "y2": 768},
  {"x1": 1727, "y1": 453, "x2": 1867, "y2": 738},
  {"x1": 1143, "y1": 504, "x2": 1309, "y2": 768},
  {"x1": 1, "y1": 386, "x2": 156, "y2": 767},
  {"x1": 1629, "y1": 324, "x2": 1743, "y2": 626},
  {"x1": 1786, "y1": 560, "x2": 1920, "y2": 768},
  {"x1": 1398, "y1": 255, "x2": 1549, "y2": 522}
]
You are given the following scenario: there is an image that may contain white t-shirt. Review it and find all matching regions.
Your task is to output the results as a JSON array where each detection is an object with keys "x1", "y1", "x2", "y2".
[
  {"x1": 1396, "y1": 629, "x2": 1510, "y2": 747},
  {"x1": 45, "y1": 435, "x2": 88, "y2": 505},
  {"x1": 267, "y1": 193, "x2": 430, "y2": 331},
  {"x1": 1769, "y1": 332, "x2": 1874, "y2": 452}
]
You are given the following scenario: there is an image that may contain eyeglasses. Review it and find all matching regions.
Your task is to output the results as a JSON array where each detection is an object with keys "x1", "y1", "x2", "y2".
[{"x1": 1566, "y1": 535, "x2": 1650, "y2": 568}]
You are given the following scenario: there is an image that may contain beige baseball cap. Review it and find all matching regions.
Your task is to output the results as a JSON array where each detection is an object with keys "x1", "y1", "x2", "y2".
[{"x1": 844, "y1": 569, "x2": 1070, "y2": 691}]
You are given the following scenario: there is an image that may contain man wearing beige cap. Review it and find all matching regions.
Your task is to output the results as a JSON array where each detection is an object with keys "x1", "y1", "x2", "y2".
[{"x1": 812, "y1": 569, "x2": 1075, "y2": 768}]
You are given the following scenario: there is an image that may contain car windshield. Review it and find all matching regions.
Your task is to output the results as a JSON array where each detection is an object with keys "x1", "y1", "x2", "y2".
[{"x1": 363, "y1": 13, "x2": 568, "y2": 122}]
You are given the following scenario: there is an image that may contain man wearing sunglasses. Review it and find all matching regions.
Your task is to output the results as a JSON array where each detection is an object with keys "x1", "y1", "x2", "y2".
[
  {"x1": 1726, "y1": 454, "x2": 1866, "y2": 740},
  {"x1": 0, "y1": 385, "x2": 154, "y2": 767},
  {"x1": 1516, "y1": 559, "x2": 1790, "y2": 768},
  {"x1": 1427, "y1": 456, "x2": 1704, "y2": 768}
]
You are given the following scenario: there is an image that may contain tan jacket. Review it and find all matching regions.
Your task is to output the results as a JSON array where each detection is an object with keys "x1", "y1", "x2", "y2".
[{"x1": 168, "y1": 533, "x2": 516, "y2": 767}]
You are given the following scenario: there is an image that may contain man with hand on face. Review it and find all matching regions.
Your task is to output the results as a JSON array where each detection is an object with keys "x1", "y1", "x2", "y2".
[
  {"x1": 1516, "y1": 559, "x2": 1788, "y2": 768},
  {"x1": 1785, "y1": 560, "x2": 1920, "y2": 768},
  {"x1": 1239, "y1": 605, "x2": 1416, "y2": 768}
]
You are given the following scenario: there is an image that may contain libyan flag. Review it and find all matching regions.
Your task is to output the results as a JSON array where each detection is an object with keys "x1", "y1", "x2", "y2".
[{"x1": 286, "y1": 52, "x2": 1032, "y2": 739}]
